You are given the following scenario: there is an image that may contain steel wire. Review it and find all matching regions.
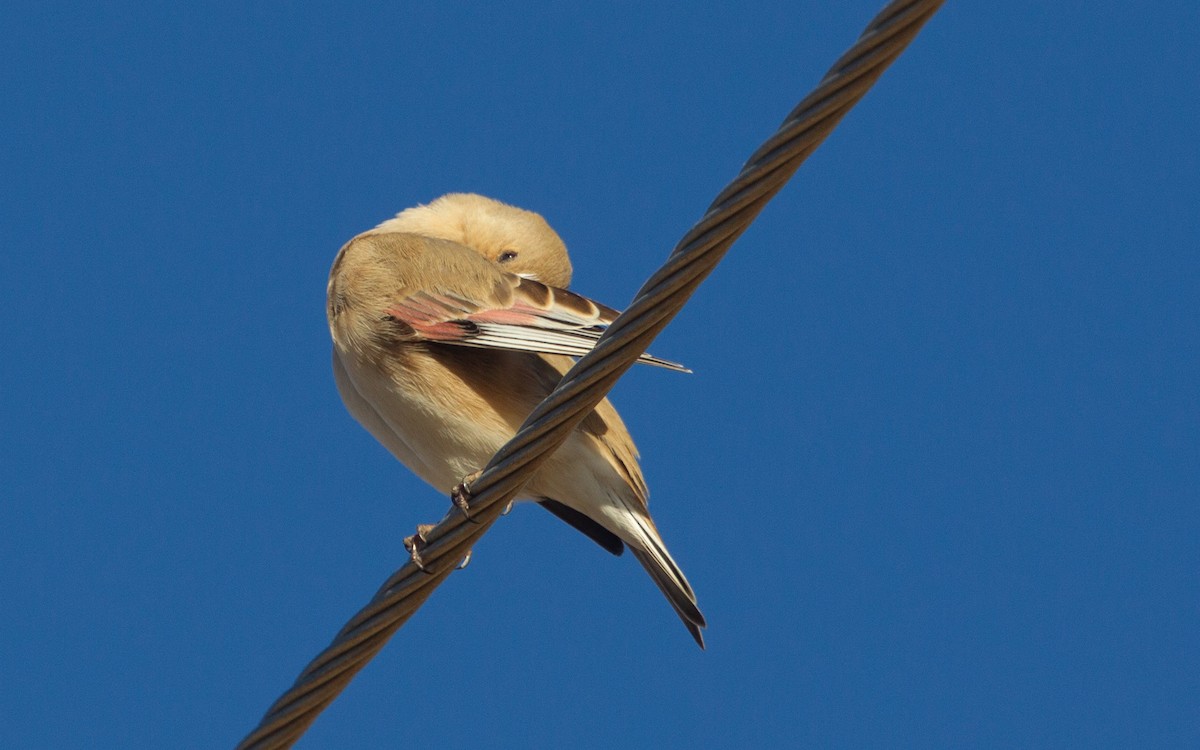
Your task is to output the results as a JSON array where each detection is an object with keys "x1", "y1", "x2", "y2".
[{"x1": 236, "y1": 2, "x2": 945, "y2": 746}]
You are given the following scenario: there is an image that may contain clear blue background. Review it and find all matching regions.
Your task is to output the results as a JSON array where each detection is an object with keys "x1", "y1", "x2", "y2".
[{"x1": 3, "y1": 2, "x2": 1197, "y2": 747}]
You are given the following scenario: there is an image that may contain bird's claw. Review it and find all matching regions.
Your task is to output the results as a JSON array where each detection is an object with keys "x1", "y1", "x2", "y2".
[
  {"x1": 451, "y1": 471, "x2": 483, "y2": 524},
  {"x1": 457, "y1": 549, "x2": 473, "y2": 570},
  {"x1": 403, "y1": 523, "x2": 437, "y2": 575}
]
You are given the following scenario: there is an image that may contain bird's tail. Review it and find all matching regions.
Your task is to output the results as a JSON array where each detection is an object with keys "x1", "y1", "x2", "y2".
[{"x1": 625, "y1": 512, "x2": 706, "y2": 648}]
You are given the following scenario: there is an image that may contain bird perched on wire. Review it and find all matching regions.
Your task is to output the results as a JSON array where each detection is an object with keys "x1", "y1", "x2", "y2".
[{"x1": 326, "y1": 193, "x2": 706, "y2": 647}]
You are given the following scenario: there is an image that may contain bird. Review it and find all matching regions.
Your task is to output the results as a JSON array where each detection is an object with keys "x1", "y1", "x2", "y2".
[{"x1": 326, "y1": 193, "x2": 706, "y2": 647}]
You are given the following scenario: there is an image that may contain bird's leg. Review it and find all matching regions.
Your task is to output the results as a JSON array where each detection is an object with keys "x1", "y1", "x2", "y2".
[
  {"x1": 450, "y1": 470, "x2": 483, "y2": 524},
  {"x1": 403, "y1": 523, "x2": 437, "y2": 574}
]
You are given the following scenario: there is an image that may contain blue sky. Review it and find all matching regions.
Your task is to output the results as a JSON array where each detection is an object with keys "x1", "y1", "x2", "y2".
[{"x1": 3, "y1": 1, "x2": 1197, "y2": 747}]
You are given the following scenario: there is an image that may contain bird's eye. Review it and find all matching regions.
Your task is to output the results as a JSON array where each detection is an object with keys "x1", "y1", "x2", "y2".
[{"x1": 498, "y1": 250, "x2": 519, "y2": 263}]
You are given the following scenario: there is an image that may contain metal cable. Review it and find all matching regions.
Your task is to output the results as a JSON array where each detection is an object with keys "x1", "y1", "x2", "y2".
[{"x1": 236, "y1": 1, "x2": 945, "y2": 746}]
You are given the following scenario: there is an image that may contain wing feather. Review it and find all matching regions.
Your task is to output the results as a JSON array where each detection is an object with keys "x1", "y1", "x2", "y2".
[{"x1": 384, "y1": 276, "x2": 690, "y2": 372}]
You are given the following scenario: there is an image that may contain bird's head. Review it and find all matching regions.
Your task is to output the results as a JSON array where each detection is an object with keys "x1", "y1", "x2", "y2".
[{"x1": 372, "y1": 193, "x2": 574, "y2": 288}]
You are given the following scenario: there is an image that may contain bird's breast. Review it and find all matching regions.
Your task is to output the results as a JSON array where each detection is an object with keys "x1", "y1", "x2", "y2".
[{"x1": 337, "y1": 341, "x2": 540, "y2": 492}]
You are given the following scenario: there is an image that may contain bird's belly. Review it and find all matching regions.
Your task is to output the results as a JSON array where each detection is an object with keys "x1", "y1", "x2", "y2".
[
  {"x1": 334, "y1": 344, "x2": 639, "y2": 542},
  {"x1": 334, "y1": 346, "x2": 517, "y2": 493},
  {"x1": 389, "y1": 407, "x2": 509, "y2": 492}
]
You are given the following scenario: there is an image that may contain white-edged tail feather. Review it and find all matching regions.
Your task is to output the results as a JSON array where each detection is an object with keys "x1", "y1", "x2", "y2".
[{"x1": 625, "y1": 513, "x2": 706, "y2": 648}]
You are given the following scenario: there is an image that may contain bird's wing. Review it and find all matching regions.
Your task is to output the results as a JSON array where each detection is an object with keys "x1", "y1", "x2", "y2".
[{"x1": 384, "y1": 275, "x2": 690, "y2": 372}]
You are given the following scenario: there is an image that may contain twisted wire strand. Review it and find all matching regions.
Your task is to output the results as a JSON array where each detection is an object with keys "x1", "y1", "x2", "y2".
[{"x1": 236, "y1": 1, "x2": 944, "y2": 746}]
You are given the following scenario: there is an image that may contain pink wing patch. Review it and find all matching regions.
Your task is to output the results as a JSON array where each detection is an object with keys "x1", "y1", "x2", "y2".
[
  {"x1": 383, "y1": 286, "x2": 689, "y2": 372},
  {"x1": 467, "y1": 307, "x2": 548, "y2": 326},
  {"x1": 385, "y1": 293, "x2": 481, "y2": 340}
]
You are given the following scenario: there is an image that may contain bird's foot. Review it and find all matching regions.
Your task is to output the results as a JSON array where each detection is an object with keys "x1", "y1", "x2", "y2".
[
  {"x1": 457, "y1": 549, "x2": 473, "y2": 570},
  {"x1": 403, "y1": 523, "x2": 437, "y2": 574},
  {"x1": 451, "y1": 470, "x2": 483, "y2": 524}
]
